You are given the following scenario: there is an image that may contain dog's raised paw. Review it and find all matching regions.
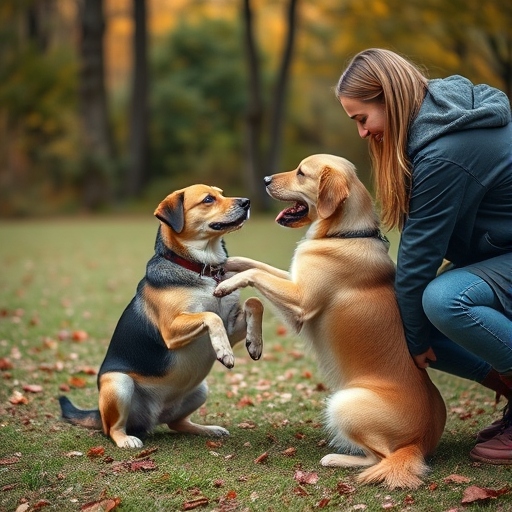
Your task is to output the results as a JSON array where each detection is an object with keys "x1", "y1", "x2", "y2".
[
  {"x1": 217, "y1": 353, "x2": 235, "y2": 369},
  {"x1": 246, "y1": 336, "x2": 263, "y2": 360}
]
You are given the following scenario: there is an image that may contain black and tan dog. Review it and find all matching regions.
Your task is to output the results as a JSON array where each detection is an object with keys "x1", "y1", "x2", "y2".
[{"x1": 59, "y1": 184, "x2": 264, "y2": 448}]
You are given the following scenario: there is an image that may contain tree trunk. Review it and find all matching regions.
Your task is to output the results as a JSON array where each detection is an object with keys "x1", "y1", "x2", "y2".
[
  {"x1": 126, "y1": 0, "x2": 149, "y2": 198},
  {"x1": 266, "y1": 0, "x2": 298, "y2": 180},
  {"x1": 241, "y1": 0, "x2": 265, "y2": 210},
  {"x1": 78, "y1": 0, "x2": 115, "y2": 209}
]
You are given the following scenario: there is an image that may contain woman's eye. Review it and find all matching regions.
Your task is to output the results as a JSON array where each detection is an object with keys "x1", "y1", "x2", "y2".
[{"x1": 202, "y1": 195, "x2": 215, "y2": 204}]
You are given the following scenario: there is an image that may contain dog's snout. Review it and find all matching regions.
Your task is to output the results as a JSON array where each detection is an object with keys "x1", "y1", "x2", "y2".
[
  {"x1": 264, "y1": 176, "x2": 272, "y2": 186},
  {"x1": 237, "y1": 198, "x2": 250, "y2": 210}
]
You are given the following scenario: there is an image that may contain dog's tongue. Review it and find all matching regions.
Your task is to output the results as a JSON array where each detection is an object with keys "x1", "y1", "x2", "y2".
[{"x1": 275, "y1": 202, "x2": 306, "y2": 222}]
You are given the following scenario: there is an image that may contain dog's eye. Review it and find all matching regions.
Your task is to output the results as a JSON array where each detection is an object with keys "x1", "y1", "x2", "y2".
[
  {"x1": 202, "y1": 195, "x2": 215, "y2": 204},
  {"x1": 297, "y1": 169, "x2": 305, "y2": 177}
]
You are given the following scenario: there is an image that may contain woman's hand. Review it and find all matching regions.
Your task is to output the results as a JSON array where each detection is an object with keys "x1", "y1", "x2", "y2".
[{"x1": 413, "y1": 347, "x2": 437, "y2": 369}]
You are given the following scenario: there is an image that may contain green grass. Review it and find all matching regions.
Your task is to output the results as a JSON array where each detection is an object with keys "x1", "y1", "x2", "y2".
[{"x1": 0, "y1": 216, "x2": 511, "y2": 512}]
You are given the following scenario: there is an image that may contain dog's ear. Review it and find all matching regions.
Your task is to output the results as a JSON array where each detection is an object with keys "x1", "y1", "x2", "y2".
[
  {"x1": 154, "y1": 192, "x2": 185, "y2": 233},
  {"x1": 317, "y1": 166, "x2": 350, "y2": 219}
]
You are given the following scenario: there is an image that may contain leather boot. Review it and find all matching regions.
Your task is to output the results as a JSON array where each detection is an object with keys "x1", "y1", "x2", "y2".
[
  {"x1": 475, "y1": 369, "x2": 512, "y2": 443},
  {"x1": 470, "y1": 371, "x2": 512, "y2": 464}
]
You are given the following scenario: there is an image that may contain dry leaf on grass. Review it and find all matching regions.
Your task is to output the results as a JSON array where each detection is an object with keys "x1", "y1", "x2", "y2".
[
  {"x1": 254, "y1": 451, "x2": 268, "y2": 464},
  {"x1": 81, "y1": 497, "x2": 120, "y2": 511},
  {"x1": 461, "y1": 485, "x2": 509, "y2": 504},
  {"x1": 182, "y1": 497, "x2": 209, "y2": 510},
  {"x1": 130, "y1": 459, "x2": 157, "y2": 471},
  {"x1": 134, "y1": 446, "x2": 158, "y2": 458},
  {"x1": 87, "y1": 446, "x2": 105, "y2": 458},
  {"x1": 294, "y1": 470, "x2": 319, "y2": 485},
  {"x1": 9, "y1": 391, "x2": 28, "y2": 405},
  {"x1": 444, "y1": 474, "x2": 471, "y2": 484},
  {"x1": 22, "y1": 384, "x2": 43, "y2": 393}
]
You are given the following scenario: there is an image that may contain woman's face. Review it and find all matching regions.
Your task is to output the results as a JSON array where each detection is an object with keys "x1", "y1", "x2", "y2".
[{"x1": 339, "y1": 96, "x2": 385, "y2": 143}]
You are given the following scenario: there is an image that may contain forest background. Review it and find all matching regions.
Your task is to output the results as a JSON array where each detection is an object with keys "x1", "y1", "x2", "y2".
[{"x1": 0, "y1": 0, "x2": 511, "y2": 217}]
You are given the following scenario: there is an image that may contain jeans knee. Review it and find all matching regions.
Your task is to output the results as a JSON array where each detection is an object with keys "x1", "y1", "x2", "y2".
[{"x1": 422, "y1": 277, "x2": 452, "y2": 328}]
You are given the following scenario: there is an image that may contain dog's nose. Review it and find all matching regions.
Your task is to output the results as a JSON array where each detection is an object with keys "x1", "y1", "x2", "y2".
[
  {"x1": 238, "y1": 198, "x2": 250, "y2": 210},
  {"x1": 264, "y1": 176, "x2": 272, "y2": 186}
]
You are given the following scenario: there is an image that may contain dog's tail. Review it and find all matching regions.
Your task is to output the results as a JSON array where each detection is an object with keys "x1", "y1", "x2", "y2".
[
  {"x1": 59, "y1": 396, "x2": 102, "y2": 430},
  {"x1": 357, "y1": 445, "x2": 428, "y2": 490}
]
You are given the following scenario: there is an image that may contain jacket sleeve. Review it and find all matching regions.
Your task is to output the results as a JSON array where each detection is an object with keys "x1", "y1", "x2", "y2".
[{"x1": 396, "y1": 157, "x2": 470, "y2": 355}]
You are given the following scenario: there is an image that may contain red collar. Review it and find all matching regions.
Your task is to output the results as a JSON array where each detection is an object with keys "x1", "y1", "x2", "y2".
[{"x1": 163, "y1": 250, "x2": 226, "y2": 283}]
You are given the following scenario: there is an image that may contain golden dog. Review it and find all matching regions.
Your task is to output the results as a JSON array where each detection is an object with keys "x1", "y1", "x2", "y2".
[
  {"x1": 214, "y1": 155, "x2": 446, "y2": 489},
  {"x1": 60, "y1": 185, "x2": 264, "y2": 448}
]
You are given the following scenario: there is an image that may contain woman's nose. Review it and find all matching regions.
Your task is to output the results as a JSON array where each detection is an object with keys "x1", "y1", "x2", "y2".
[{"x1": 357, "y1": 125, "x2": 369, "y2": 139}]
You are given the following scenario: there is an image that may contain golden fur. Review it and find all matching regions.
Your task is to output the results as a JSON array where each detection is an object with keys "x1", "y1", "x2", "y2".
[{"x1": 214, "y1": 155, "x2": 446, "y2": 489}]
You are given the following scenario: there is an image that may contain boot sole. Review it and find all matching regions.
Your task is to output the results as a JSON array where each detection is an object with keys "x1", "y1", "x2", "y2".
[{"x1": 469, "y1": 451, "x2": 512, "y2": 465}]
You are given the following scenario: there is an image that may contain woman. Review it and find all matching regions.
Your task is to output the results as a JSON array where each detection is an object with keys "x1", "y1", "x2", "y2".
[{"x1": 335, "y1": 48, "x2": 512, "y2": 464}]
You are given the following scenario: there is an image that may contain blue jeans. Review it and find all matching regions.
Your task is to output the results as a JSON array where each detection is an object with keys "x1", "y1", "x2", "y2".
[{"x1": 422, "y1": 269, "x2": 512, "y2": 382}]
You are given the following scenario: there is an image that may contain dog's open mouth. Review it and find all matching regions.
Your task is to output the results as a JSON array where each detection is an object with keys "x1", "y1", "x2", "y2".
[
  {"x1": 276, "y1": 201, "x2": 308, "y2": 226},
  {"x1": 209, "y1": 210, "x2": 250, "y2": 231}
]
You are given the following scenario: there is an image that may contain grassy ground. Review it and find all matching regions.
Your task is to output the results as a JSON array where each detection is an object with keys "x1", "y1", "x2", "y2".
[{"x1": 0, "y1": 216, "x2": 510, "y2": 512}]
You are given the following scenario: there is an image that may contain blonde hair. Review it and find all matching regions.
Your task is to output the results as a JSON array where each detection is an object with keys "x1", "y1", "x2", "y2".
[{"x1": 336, "y1": 49, "x2": 428, "y2": 231}]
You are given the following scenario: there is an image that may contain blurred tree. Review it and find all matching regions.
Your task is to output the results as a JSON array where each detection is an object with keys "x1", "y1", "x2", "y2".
[
  {"x1": 0, "y1": 0, "x2": 79, "y2": 216},
  {"x1": 241, "y1": 0, "x2": 299, "y2": 210},
  {"x1": 126, "y1": 0, "x2": 149, "y2": 197},
  {"x1": 78, "y1": 0, "x2": 116, "y2": 209},
  {"x1": 148, "y1": 19, "x2": 248, "y2": 194}
]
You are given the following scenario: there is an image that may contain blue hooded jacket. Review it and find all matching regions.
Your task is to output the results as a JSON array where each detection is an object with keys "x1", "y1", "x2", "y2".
[{"x1": 396, "y1": 75, "x2": 512, "y2": 356}]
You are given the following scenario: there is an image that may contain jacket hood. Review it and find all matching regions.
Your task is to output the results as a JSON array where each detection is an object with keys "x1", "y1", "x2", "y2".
[{"x1": 407, "y1": 75, "x2": 511, "y2": 157}]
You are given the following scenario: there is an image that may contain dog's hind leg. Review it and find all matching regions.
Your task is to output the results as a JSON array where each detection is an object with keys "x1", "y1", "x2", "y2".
[
  {"x1": 99, "y1": 372, "x2": 143, "y2": 448},
  {"x1": 228, "y1": 297, "x2": 264, "y2": 360},
  {"x1": 166, "y1": 382, "x2": 229, "y2": 437}
]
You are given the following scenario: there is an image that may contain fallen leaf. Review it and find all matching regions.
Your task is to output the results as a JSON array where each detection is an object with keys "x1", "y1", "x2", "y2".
[
  {"x1": 238, "y1": 421, "x2": 256, "y2": 429},
  {"x1": 22, "y1": 384, "x2": 43, "y2": 393},
  {"x1": 135, "y1": 447, "x2": 158, "y2": 458},
  {"x1": 0, "y1": 358, "x2": 13, "y2": 370},
  {"x1": 69, "y1": 376, "x2": 87, "y2": 388},
  {"x1": 15, "y1": 505, "x2": 30, "y2": 512},
  {"x1": 336, "y1": 482, "x2": 356, "y2": 495},
  {"x1": 182, "y1": 497, "x2": 209, "y2": 510},
  {"x1": 461, "y1": 485, "x2": 509, "y2": 504},
  {"x1": 64, "y1": 451, "x2": 83, "y2": 457},
  {"x1": 31, "y1": 499, "x2": 51, "y2": 509},
  {"x1": 72, "y1": 330, "x2": 88, "y2": 342},
  {"x1": 130, "y1": 459, "x2": 157, "y2": 471},
  {"x1": 293, "y1": 486, "x2": 310, "y2": 496},
  {"x1": 254, "y1": 452, "x2": 268, "y2": 464},
  {"x1": 0, "y1": 456, "x2": 20, "y2": 465},
  {"x1": 236, "y1": 396, "x2": 254, "y2": 408},
  {"x1": 281, "y1": 447, "x2": 297, "y2": 456},
  {"x1": 87, "y1": 446, "x2": 105, "y2": 458},
  {"x1": 81, "y1": 497, "x2": 121, "y2": 511},
  {"x1": 9, "y1": 391, "x2": 28, "y2": 405},
  {"x1": 316, "y1": 498, "x2": 330, "y2": 508},
  {"x1": 294, "y1": 470, "x2": 319, "y2": 485},
  {"x1": 444, "y1": 474, "x2": 471, "y2": 484}
]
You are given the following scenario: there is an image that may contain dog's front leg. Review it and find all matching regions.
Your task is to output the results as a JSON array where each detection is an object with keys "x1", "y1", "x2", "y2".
[
  {"x1": 225, "y1": 256, "x2": 290, "y2": 279},
  {"x1": 163, "y1": 312, "x2": 235, "y2": 368},
  {"x1": 214, "y1": 269, "x2": 303, "y2": 333}
]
